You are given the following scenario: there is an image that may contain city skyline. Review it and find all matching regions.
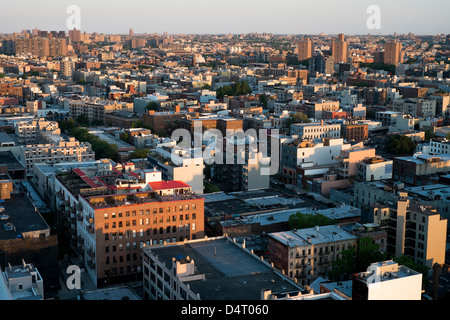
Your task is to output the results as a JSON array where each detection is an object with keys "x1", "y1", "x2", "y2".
[{"x1": 0, "y1": 0, "x2": 449, "y2": 35}]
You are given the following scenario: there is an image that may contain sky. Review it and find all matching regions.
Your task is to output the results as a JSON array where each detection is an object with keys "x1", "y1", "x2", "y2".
[{"x1": 0, "y1": 0, "x2": 448, "y2": 35}]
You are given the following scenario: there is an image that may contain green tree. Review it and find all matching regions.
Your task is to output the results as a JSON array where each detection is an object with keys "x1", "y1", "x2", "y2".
[
  {"x1": 204, "y1": 183, "x2": 220, "y2": 193},
  {"x1": 285, "y1": 112, "x2": 311, "y2": 133},
  {"x1": 329, "y1": 246, "x2": 356, "y2": 281},
  {"x1": 393, "y1": 256, "x2": 430, "y2": 288},
  {"x1": 259, "y1": 94, "x2": 268, "y2": 108},
  {"x1": 129, "y1": 148, "x2": 150, "y2": 159},
  {"x1": 288, "y1": 212, "x2": 336, "y2": 230},
  {"x1": 447, "y1": 133, "x2": 450, "y2": 140},
  {"x1": 146, "y1": 101, "x2": 159, "y2": 111},
  {"x1": 355, "y1": 237, "x2": 387, "y2": 272},
  {"x1": 75, "y1": 114, "x2": 90, "y2": 126},
  {"x1": 425, "y1": 130, "x2": 435, "y2": 142},
  {"x1": 386, "y1": 135, "x2": 416, "y2": 155}
]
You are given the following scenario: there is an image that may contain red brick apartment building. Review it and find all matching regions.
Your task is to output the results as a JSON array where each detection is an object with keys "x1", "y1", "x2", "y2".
[{"x1": 55, "y1": 163, "x2": 204, "y2": 287}]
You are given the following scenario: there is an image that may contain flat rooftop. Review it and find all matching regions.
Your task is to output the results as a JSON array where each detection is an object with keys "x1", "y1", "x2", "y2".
[
  {"x1": 269, "y1": 225, "x2": 357, "y2": 248},
  {"x1": 0, "y1": 151, "x2": 25, "y2": 172},
  {"x1": 146, "y1": 237, "x2": 302, "y2": 300},
  {"x1": 0, "y1": 194, "x2": 49, "y2": 241}
]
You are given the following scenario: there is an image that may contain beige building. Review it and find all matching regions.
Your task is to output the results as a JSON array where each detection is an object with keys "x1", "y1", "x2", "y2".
[
  {"x1": 372, "y1": 192, "x2": 447, "y2": 269},
  {"x1": 332, "y1": 34, "x2": 348, "y2": 63},
  {"x1": 69, "y1": 98, "x2": 133, "y2": 124},
  {"x1": 19, "y1": 137, "x2": 95, "y2": 176},
  {"x1": 14, "y1": 118, "x2": 60, "y2": 144},
  {"x1": 384, "y1": 41, "x2": 403, "y2": 65},
  {"x1": 298, "y1": 38, "x2": 313, "y2": 61},
  {"x1": 268, "y1": 225, "x2": 357, "y2": 286}
]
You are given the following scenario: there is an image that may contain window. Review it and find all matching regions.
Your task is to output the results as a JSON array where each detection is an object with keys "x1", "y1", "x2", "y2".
[
  {"x1": 104, "y1": 223, "x2": 109, "y2": 230},
  {"x1": 192, "y1": 213, "x2": 196, "y2": 220},
  {"x1": 111, "y1": 212, "x2": 116, "y2": 219},
  {"x1": 104, "y1": 213, "x2": 109, "y2": 219}
]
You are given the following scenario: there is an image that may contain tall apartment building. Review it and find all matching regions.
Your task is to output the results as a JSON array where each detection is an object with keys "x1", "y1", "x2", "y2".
[
  {"x1": 55, "y1": 165, "x2": 205, "y2": 287},
  {"x1": 19, "y1": 137, "x2": 95, "y2": 176},
  {"x1": 332, "y1": 34, "x2": 348, "y2": 63},
  {"x1": 59, "y1": 57, "x2": 74, "y2": 79},
  {"x1": 69, "y1": 28, "x2": 82, "y2": 42},
  {"x1": 298, "y1": 37, "x2": 313, "y2": 61},
  {"x1": 384, "y1": 41, "x2": 403, "y2": 65},
  {"x1": 352, "y1": 260, "x2": 422, "y2": 300},
  {"x1": 372, "y1": 192, "x2": 447, "y2": 269},
  {"x1": 13, "y1": 37, "x2": 67, "y2": 57},
  {"x1": 309, "y1": 54, "x2": 334, "y2": 74},
  {"x1": 268, "y1": 225, "x2": 357, "y2": 286}
]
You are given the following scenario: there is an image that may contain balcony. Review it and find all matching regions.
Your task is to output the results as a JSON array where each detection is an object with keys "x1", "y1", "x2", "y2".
[
  {"x1": 87, "y1": 226, "x2": 95, "y2": 234},
  {"x1": 76, "y1": 213, "x2": 83, "y2": 222}
]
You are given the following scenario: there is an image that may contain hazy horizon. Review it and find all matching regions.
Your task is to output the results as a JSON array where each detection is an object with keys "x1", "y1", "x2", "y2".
[{"x1": 0, "y1": 0, "x2": 448, "y2": 35}]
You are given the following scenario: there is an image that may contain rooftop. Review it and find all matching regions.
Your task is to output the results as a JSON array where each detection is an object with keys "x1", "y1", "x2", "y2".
[
  {"x1": 0, "y1": 193, "x2": 49, "y2": 241},
  {"x1": 145, "y1": 237, "x2": 302, "y2": 300},
  {"x1": 269, "y1": 225, "x2": 357, "y2": 248}
]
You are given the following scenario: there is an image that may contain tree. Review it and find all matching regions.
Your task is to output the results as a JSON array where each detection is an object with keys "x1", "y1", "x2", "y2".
[
  {"x1": 386, "y1": 135, "x2": 416, "y2": 155},
  {"x1": 146, "y1": 101, "x2": 159, "y2": 111},
  {"x1": 129, "y1": 148, "x2": 150, "y2": 159},
  {"x1": 259, "y1": 94, "x2": 268, "y2": 108},
  {"x1": 288, "y1": 212, "x2": 336, "y2": 230},
  {"x1": 446, "y1": 132, "x2": 450, "y2": 140},
  {"x1": 425, "y1": 130, "x2": 435, "y2": 142},
  {"x1": 285, "y1": 112, "x2": 311, "y2": 133},
  {"x1": 204, "y1": 183, "x2": 220, "y2": 193},
  {"x1": 355, "y1": 237, "x2": 387, "y2": 272},
  {"x1": 393, "y1": 256, "x2": 429, "y2": 288},
  {"x1": 329, "y1": 246, "x2": 356, "y2": 281}
]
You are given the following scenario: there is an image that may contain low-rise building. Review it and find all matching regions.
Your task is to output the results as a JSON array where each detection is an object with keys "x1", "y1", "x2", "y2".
[
  {"x1": 352, "y1": 260, "x2": 422, "y2": 300},
  {"x1": 268, "y1": 225, "x2": 357, "y2": 286},
  {"x1": 0, "y1": 262, "x2": 44, "y2": 300},
  {"x1": 142, "y1": 236, "x2": 303, "y2": 300}
]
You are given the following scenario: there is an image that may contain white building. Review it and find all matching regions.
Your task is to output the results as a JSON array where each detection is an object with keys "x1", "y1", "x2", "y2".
[
  {"x1": 290, "y1": 121, "x2": 341, "y2": 140},
  {"x1": 353, "y1": 260, "x2": 422, "y2": 300},
  {"x1": 148, "y1": 145, "x2": 205, "y2": 194},
  {"x1": 357, "y1": 157, "x2": 393, "y2": 182},
  {"x1": 422, "y1": 138, "x2": 450, "y2": 155},
  {"x1": 388, "y1": 114, "x2": 415, "y2": 133},
  {"x1": 0, "y1": 262, "x2": 44, "y2": 300}
]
